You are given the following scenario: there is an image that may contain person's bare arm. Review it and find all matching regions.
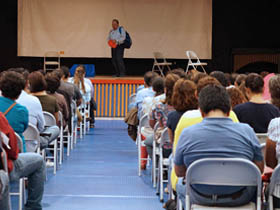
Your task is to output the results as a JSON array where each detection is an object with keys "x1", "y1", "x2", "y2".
[
  {"x1": 175, "y1": 164, "x2": 187, "y2": 178},
  {"x1": 168, "y1": 128, "x2": 174, "y2": 144},
  {"x1": 265, "y1": 138, "x2": 278, "y2": 169}
]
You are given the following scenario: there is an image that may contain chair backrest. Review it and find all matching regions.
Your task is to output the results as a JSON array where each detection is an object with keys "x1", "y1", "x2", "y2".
[
  {"x1": 139, "y1": 114, "x2": 149, "y2": 129},
  {"x1": 269, "y1": 164, "x2": 280, "y2": 195},
  {"x1": 159, "y1": 128, "x2": 170, "y2": 147},
  {"x1": 58, "y1": 111, "x2": 64, "y2": 129},
  {"x1": 129, "y1": 94, "x2": 137, "y2": 105},
  {"x1": 256, "y1": 133, "x2": 267, "y2": 144},
  {"x1": 186, "y1": 51, "x2": 200, "y2": 61},
  {"x1": 23, "y1": 123, "x2": 40, "y2": 141},
  {"x1": 186, "y1": 158, "x2": 262, "y2": 197},
  {"x1": 14, "y1": 133, "x2": 24, "y2": 153},
  {"x1": 153, "y1": 52, "x2": 167, "y2": 63},
  {"x1": 71, "y1": 100, "x2": 77, "y2": 115},
  {"x1": 43, "y1": 111, "x2": 56, "y2": 126}
]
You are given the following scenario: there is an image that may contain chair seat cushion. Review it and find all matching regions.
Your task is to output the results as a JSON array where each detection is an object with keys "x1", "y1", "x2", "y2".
[{"x1": 191, "y1": 202, "x2": 255, "y2": 210}]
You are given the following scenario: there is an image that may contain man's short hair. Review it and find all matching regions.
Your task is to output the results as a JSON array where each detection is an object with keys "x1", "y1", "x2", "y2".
[
  {"x1": 152, "y1": 76, "x2": 164, "y2": 95},
  {"x1": 28, "y1": 71, "x2": 47, "y2": 93},
  {"x1": 144, "y1": 71, "x2": 158, "y2": 87},
  {"x1": 245, "y1": 73, "x2": 264, "y2": 94},
  {"x1": 0, "y1": 71, "x2": 25, "y2": 99},
  {"x1": 197, "y1": 76, "x2": 221, "y2": 95},
  {"x1": 210, "y1": 71, "x2": 229, "y2": 87},
  {"x1": 60, "y1": 66, "x2": 70, "y2": 79},
  {"x1": 199, "y1": 85, "x2": 231, "y2": 115},
  {"x1": 112, "y1": 19, "x2": 119, "y2": 24}
]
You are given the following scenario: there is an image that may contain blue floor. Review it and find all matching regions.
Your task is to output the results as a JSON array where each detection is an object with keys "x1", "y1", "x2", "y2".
[{"x1": 12, "y1": 119, "x2": 164, "y2": 210}]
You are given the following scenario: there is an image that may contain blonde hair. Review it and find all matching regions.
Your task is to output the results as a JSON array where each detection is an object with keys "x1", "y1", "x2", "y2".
[{"x1": 74, "y1": 65, "x2": 86, "y2": 93}]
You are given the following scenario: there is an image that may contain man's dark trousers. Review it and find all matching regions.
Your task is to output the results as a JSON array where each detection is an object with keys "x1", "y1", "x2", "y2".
[{"x1": 111, "y1": 45, "x2": 125, "y2": 76}]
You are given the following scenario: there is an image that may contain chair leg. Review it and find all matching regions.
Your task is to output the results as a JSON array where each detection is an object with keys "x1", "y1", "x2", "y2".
[
  {"x1": 160, "y1": 155, "x2": 164, "y2": 202},
  {"x1": 138, "y1": 135, "x2": 141, "y2": 176},
  {"x1": 152, "y1": 141, "x2": 157, "y2": 188},
  {"x1": 67, "y1": 133, "x2": 70, "y2": 157},
  {"x1": 19, "y1": 178, "x2": 25, "y2": 210},
  {"x1": 54, "y1": 140, "x2": 57, "y2": 175}
]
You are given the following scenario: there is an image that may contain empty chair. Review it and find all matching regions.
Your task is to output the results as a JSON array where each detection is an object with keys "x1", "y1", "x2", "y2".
[
  {"x1": 186, "y1": 51, "x2": 207, "y2": 74},
  {"x1": 179, "y1": 158, "x2": 262, "y2": 210},
  {"x1": 268, "y1": 164, "x2": 280, "y2": 210},
  {"x1": 44, "y1": 51, "x2": 60, "y2": 72},
  {"x1": 152, "y1": 52, "x2": 172, "y2": 76},
  {"x1": 43, "y1": 111, "x2": 58, "y2": 174}
]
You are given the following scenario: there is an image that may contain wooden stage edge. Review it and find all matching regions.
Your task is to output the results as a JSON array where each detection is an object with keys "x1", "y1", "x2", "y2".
[{"x1": 89, "y1": 75, "x2": 144, "y2": 84}]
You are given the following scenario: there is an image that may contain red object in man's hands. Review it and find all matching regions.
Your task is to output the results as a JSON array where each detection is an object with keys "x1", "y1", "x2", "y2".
[{"x1": 108, "y1": 40, "x2": 117, "y2": 48}]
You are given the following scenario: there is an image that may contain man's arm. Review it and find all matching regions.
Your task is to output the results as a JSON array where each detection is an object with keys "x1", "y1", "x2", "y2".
[{"x1": 174, "y1": 164, "x2": 187, "y2": 178}]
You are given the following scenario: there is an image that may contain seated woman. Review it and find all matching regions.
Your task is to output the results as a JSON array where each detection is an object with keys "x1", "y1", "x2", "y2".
[
  {"x1": 226, "y1": 86, "x2": 247, "y2": 109},
  {"x1": 28, "y1": 71, "x2": 60, "y2": 148},
  {"x1": 0, "y1": 71, "x2": 28, "y2": 152},
  {"x1": 233, "y1": 73, "x2": 280, "y2": 133},
  {"x1": 45, "y1": 73, "x2": 69, "y2": 128},
  {"x1": 167, "y1": 79, "x2": 198, "y2": 143}
]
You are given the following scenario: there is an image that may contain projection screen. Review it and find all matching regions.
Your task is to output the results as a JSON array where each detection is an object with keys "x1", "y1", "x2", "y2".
[{"x1": 18, "y1": 0, "x2": 212, "y2": 59}]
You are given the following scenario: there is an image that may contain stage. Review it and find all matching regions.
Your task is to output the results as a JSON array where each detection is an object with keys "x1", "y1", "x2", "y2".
[{"x1": 90, "y1": 76, "x2": 144, "y2": 117}]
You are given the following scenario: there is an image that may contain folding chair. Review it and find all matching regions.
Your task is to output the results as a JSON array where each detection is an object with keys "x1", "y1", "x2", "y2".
[
  {"x1": 71, "y1": 100, "x2": 78, "y2": 147},
  {"x1": 137, "y1": 114, "x2": 152, "y2": 176},
  {"x1": 156, "y1": 128, "x2": 171, "y2": 202},
  {"x1": 256, "y1": 133, "x2": 267, "y2": 144},
  {"x1": 43, "y1": 112, "x2": 58, "y2": 174},
  {"x1": 186, "y1": 51, "x2": 207, "y2": 74},
  {"x1": 152, "y1": 52, "x2": 172, "y2": 76},
  {"x1": 43, "y1": 51, "x2": 60, "y2": 73},
  {"x1": 152, "y1": 122, "x2": 160, "y2": 188},
  {"x1": 179, "y1": 158, "x2": 262, "y2": 210},
  {"x1": 23, "y1": 123, "x2": 41, "y2": 154},
  {"x1": 268, "y1": 164, "x2": 280, "y2": 210},
  {"x1": 9, "y1": 133, "x2": 25, "y2": 210}
]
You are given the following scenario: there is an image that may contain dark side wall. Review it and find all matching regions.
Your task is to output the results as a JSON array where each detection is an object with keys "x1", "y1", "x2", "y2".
[{"x1": 1, "y1": 0, "x2": 280, "y2": 75}]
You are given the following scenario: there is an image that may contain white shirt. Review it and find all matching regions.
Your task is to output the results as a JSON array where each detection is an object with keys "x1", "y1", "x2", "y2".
[
  {"x1": 16, "y1": 90, "x2": 45, "y2": 132},
  {"x1": 68, "y1": 78, "x2": 92, "y2": 104}
]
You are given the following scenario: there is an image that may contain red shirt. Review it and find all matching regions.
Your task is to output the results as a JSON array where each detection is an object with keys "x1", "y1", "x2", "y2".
[{"x1": 0, "y1": 112, "x2": 19, "y2": 173}]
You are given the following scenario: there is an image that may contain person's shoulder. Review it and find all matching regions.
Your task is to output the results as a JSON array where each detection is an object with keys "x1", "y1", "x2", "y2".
[
  {"x1": 182, "y1": 109, "x2": 201, "y2": 119},
  {"x1": 267, "y1": 103, "x2": 280, "y2": 112}
]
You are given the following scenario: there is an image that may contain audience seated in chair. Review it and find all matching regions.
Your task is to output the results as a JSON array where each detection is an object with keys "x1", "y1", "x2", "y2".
[
  {"x1": 0, "y1": 103, "x2": 45, "y2": 210},
  {"x1": 174, "y1": 84, "x2": 264, "y2": 207},
  {"x1": 45, "y1": 73, "x2": 69, "y2": 128},
  {"x1": 234, "y1": 73, "x2": 280, "y2": 133},
  {"x1": 171, "y1": 76, "x2": 239, "y2": 191},
  {"x1": 167, "y1": 79, "x2": 198, "y2": 143},
  {"x1": 0, "y1": 71, "x2": 29, "y2": 152},
  {"x1": 226, "y1": 86, "x2": 247, "y2": 109}
]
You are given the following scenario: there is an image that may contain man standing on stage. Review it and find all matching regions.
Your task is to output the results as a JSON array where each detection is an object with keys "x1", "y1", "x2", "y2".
[{"x1": 108, "y1": 19, "x2": 126, "y2": 77}]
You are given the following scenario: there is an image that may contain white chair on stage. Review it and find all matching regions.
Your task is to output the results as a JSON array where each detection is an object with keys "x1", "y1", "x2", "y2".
[
  {"x1": 186, "y1": 51, "x2": 207, "y2": 74},
  {"x1": 44, "y1": 51, "x2": 60, "y2": 73},
  {"x1": 152, "y1": 52, "x2": 172, "y2": 76}
]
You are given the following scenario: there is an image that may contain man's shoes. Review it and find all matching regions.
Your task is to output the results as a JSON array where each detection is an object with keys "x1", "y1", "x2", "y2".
[
  {"x1": 112, "y1": 74, "x2": 120, "y2": 77},
  {"x1": 119, "y1": 74, "x2": 126, "y2": 77}
]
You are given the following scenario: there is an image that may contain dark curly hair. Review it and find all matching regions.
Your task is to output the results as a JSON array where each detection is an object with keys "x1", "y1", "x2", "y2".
[
  {"x1": 0, "y1": 71, "x2": 25, "y2": 99},
  {"x1": 226, "y1": 86, "x2": 247, "y2": 109},
  {"x1": 45, "y1": 73, "x2": 61, "y2": 94},
  {"x1": 245, "y1": 73, "x2": 264, "y2": 94},
  {"x1": 164, "y1": 73, "x2": 180, "y2": 105},
  {"x1": 172, "y1": 79, "x2": 198, "y2": 112},
  {"x1": 197, "y1": 76, "x2": 221, "y2": 95},
  {"x1": 210, "y1": 71, "x2": 229, "y2": 87}
]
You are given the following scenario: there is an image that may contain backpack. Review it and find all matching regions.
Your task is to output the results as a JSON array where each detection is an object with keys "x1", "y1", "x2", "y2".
[{"x1": 119, "y1": 27, "x2": 132, "y2": 49}]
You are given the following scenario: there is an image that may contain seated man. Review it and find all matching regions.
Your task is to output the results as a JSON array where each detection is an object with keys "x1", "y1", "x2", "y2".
[
  {"x1": 174, "y1": 85, "x2": 264, "y2": 207},
  {"x1": 0, "y1": 111, "x2": 45, "y2": 210}
]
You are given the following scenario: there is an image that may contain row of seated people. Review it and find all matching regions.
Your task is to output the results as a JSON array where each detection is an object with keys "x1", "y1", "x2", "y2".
[
  {"x1": 0, "y1": 65, "x2": 95, "y2": 210},
  {"x1": 127, "y1": 69, "x2": 280, "y2": 209}
]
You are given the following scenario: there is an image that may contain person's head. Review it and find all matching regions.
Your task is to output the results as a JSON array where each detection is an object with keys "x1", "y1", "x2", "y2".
[
  {"x1": 152, "y1": 77, "x2": 164, "y2": 96},
  {"x1": 260, "y1": 71, "x2": 270, "y2": 78},
  {"x1": 7, "y1": 68, "x2": 29, "y2": 88},
  {"x1": 45, "y1": 73, "x2": 61, "y2": 94},
  {"x1": 112, "y1": 19, "x2": 119, "y2": 30},
  {"x1": 225, "y1": 73, "x2": 236, "y2": 86},
  {"x1": 235, "y1": 74, "x2": 247, "y2": 86},
  {"x1": 196, "y1": 76, "x2": 221, "y2": 96},
  {"x1": 193, "y1": 72, "x2": 208, "y2": 84},
  {"x1": 0, "y1": 71, "x2": 25, "y2": 100},
  {"x1": 60, "y1": 66, "x2": 70, "y2": 79},
  {"x1": 28, "y1": 71, "x2": 47, "y2": 93},
  {"x1": 74, "y1": 65, "x2": 86, "y2": 93},
  {"x1": 164, "y1": 73, "x2": 180, "y2": 105},
  {"x1": 210, "y1": 71, "x2": 229, "y2": 87},
  {"x1": 172, "y1": 79, "x2": 198, "y2": 112},
  {"x1": 53, "y1": 69, "x2": 63, "y2": 80},
  {"x1": 144, "y1": 71, "x2": 158, "y2": 87},
  {"x1": 199, "y1": 85, "x2": 231, "y2": 117},
  {"x1": 171, "y1": 68, "x2": 187, "y2": 79},
  {"x1": 269, "y1": 75, "x2": 280, "y2": 108},
  {"x1": 226, "y1": 86, "x2": 247, "y2": 109},
  {"x1": 245, "y1": 73, "x2": 264, "y2": 96}
]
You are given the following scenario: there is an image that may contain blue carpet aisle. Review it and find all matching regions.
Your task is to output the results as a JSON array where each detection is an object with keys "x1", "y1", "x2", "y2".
[{"x1": 12, "y1": 119, "x2": 164, "y2": 210}]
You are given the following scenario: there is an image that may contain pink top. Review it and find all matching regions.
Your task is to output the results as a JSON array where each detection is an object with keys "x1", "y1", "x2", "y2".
[{"x1": 263, "y1": 73, "x2": 275, "y2": 101}]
